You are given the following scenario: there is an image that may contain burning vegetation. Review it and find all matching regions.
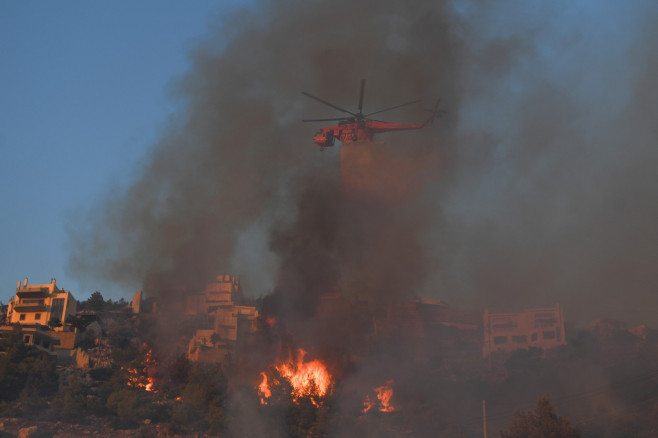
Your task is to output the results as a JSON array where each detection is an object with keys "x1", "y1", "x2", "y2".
[
  {"x1": 123, "y1": 347, "x2": 156, "y2": 392},
  {"x1": 258, "y1": 349, "x2": 333, "y2": 407},
  {"x1": 362, "y1": 380, "x2": 396, "y2": 414}
]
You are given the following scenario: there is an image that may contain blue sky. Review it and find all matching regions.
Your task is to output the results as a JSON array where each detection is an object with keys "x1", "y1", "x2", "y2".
[
  {"x1": 2, "y1": 1, "x2": 657, "y2": 325},
  {"x1": 0, "y1": 2, "x2": 242, "y2": 303}
]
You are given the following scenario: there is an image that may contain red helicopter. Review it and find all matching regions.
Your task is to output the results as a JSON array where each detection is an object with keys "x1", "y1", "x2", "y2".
[{"x1": 302, "y1": 79, "x2": 444, "y2": 150}]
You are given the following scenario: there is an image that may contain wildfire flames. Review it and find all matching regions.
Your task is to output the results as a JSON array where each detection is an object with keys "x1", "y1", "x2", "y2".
[
  {"x1": 362, "y1": 379, "x2": 396, "y2": 413},
  {"x1": 125, "y1": 348, "x2": 157, "y2": 392},
  {"x1": 258, "y1": 348, "x2": 332, "y2": 407},
  {"x1": 258, "y1": 372, "x2": 272, "y2": 404}
]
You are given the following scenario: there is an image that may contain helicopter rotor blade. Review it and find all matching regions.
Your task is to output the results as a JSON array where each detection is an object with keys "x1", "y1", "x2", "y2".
[
  {"x1": 301, "y1": 91, "x2": 357, "y2": 117},
  {"x1": 425, "y1": 99, "x2": 447, "y2": 118},
  {"x1": 364, "y1": 99, "x2": 421, "y2": 117},
  {"x1": 302, "y1": 118, "x2": 349, "y2": 122},
  {"x1": 358, "y1": 78, "x2": 366, "y2": 114}
]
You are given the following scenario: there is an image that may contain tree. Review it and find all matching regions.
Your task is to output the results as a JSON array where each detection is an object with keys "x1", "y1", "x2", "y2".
[
  {"x1": 86, "y1": 291, "x2": 106, "y2": 312},
  {"x1": 170, "y1": 363, "x2": 228, "y2": 432},
  {"x1": 0, "y1": 326, "x2": 58, "y2": 405},
  {"x1": 65, "y1": 314, "x2": 88, "y2": 332},
  {"x1": 501, "y1": 394, "x2": 580, "y2": 438}
]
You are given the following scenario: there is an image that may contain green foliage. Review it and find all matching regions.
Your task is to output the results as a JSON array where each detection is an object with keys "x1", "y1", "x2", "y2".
[
  {"x1": 50, "y1": 375, "x2": 88, "y2": 422},
  {"x1": 86, "y1": 291, "x2": 106, "y2": 312},
  {"x1": 89, "y1": 366, "x2": 166, "y2": 428},
  {"x1": 77, "y1": 292, "x2": 129, "y2": 313},
  {"x1": 105, "y1": 386, "x2": 165, "y2": 428},
  {"x1": 0, "y1": 327, "x2": 58, "y2": 404},
  {"x1": 65, "y1": 315, "x2": 87, "y2": 332},
  {"x1": 106, "y1": 388, "x2": 141, "y2": 428},
  {"x1": 501, "y1": 394, "x2": 581, "y2": 438},
  {"x1": 286, "y1": 395, "x2": 321, "y2": 438},
  {"x1": 170, "y1": 363, "x2": 228, "y2": 433},
  {"x1": 88, "y1": 367, "x2": 114, "y2": 382},
  {"x1": 110, "y1": 336, "x2": 140, "y2": 365},
  {"x1": 164, "y1": 353, "x2": 191, "y2": 397},
  {"x1": 257, "y1": 369, "x2": 331, "y2": 438},
  {"x1": 170, "y1": 354, "x2": 191, "y2": 385}
]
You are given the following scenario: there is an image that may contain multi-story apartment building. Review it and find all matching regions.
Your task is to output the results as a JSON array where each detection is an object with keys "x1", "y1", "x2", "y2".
[
  {"x1": 7, "y1": 278, "x2": 77, "y2": 328},
  {"x1": 186, "y1": 275, "x2": 259, "y2": 363},
  {"x1": 483, "y1": 303, "x2": 566, "y2": 357}
]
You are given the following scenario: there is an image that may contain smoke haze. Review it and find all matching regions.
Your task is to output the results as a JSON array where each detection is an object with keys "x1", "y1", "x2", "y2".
[{"x1": 68, "y1": 0, "x2": 658, "y2": 328}]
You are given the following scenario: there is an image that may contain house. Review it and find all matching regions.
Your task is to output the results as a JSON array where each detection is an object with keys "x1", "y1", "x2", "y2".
[
  {"x1": 7, "y1": 278, "x2": 77, "y2": 328},
  {"x1": 0, "y1": 324, "x2": 60, "y2": 355},
  {"x1": 483, "y1": 303, "x2": 566, "y2": 357},
  {"x1": 186, "y1": 275, "x2": 259, "y2": 363},
  {"x1": 4, "y1": 278, "x2": 80, "y2": 356}
]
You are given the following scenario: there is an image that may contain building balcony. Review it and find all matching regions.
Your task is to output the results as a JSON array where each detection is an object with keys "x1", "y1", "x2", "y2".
[
  {"x1": 16, "y1": 289, "x2": 49, "y2": 298},
  {"x1": 13, "y1": 303, "x2": 50, "y2": 312}
]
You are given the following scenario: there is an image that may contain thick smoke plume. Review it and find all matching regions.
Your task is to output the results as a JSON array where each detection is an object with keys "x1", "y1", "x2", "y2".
[
  {"x1": 68, "y1": 0, "x2": 658, "y2": 330},
  {"x1": 65, "y1": 1, "x2": 658, "y2": 435}
]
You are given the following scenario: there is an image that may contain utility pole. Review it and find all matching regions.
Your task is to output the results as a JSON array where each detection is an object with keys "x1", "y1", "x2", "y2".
[{"x1": 483, "y1": 399, "x2": 488, "y2": 438}]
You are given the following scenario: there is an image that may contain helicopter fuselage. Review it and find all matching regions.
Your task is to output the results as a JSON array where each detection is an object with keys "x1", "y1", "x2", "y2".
[
  {"x1": 303, "y1": 79, "x2": 442, "y2": 150},
  {"x1": 312, "y1": 115, "x2": 435, "y2": 149}
]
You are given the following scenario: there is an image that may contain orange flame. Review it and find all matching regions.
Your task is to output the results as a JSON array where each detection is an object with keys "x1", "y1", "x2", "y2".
[
  {"x1": 362, "y1": 380, "x2": 395, "y2": 413},
  {"x1": 258, "y1": 372, "x2": 272, "y2": 405},
  {"x1": 362, "y1": 395, "x2": 375, "y2": 413},
  {"x1": 376, "y1": 380, "x2": 395, "y2": 412},
  {"x1": 124, "y1": 348, "x2": 157, "y2": 392},
  {"x1": 258, "y1": 349, "x2": 332, "y2": 407}
]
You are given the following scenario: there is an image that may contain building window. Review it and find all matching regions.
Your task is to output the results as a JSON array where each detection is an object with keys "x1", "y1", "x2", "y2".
[
  {"x1": 35, "y1": 313, "x2": 41, "y2": 320},
  {"x1": 512, "y1": 335, "x2": 528, "y2": 344},
  {"x1": 493, "y1": 336, "x2": 508, "y2": 345},
  {"x1": 19, "y1": 314, "x2": 26, "y2": 321},
  {"x1": 24, "y1": 335, "x2": 31, "y2": 343},
  {"x1": 51, "y1": 298, "x2": 65, "y2": 320},
  {"x1": 543, "y1": 330, "x2": 556, "y2": 340},
  {"x1": 531, "y1": 333, "x2": 538, "y2": 342}
]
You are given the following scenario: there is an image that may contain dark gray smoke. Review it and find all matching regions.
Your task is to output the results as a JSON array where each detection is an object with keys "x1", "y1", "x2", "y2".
[
  {"x1": 67, "y1": 0, "x2": 459, "y2": 305},
  {"x1": 65, "y1": 1, "x2": 658, "y2": 436},
  {"x1": 68, "y1": 0, "x2": 658, "y2": 330}
]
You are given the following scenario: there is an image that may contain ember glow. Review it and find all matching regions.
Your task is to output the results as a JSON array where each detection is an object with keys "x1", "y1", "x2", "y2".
[
  {"x1": 124, "y1": 348, "x2": 157, "y2": 392},
  {"x1": 258, "y1": 349, "x2": 332, "y2": 407},
  {"x1": 362, "y1": 379, "x2": 396, "y2": 413}
]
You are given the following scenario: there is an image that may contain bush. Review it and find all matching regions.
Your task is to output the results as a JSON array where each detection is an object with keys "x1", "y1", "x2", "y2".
[
  {"x1": 501, "y1": 394, "x2": 580, "y2": 438},
  {"x1": 0, "y1": 327, "x2": 58, "y2": 404},
  {"x1": 50, "y1": 375, "x2": 88, "y2": 423},
  {"x1": 169, "y1": 363, "x2": 228, "y2": 433}
]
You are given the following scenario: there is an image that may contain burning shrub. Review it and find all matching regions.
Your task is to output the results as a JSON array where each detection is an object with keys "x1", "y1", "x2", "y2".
[
  {"x1": 362, "y1": 380, "x2": 396, "y2": 414},
  {"x1": 255, "y1": 349, "x2": 336, "y2": 437},
  {"x1": 258, "y1": 349, "x2": 333, "y2": 408}
]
